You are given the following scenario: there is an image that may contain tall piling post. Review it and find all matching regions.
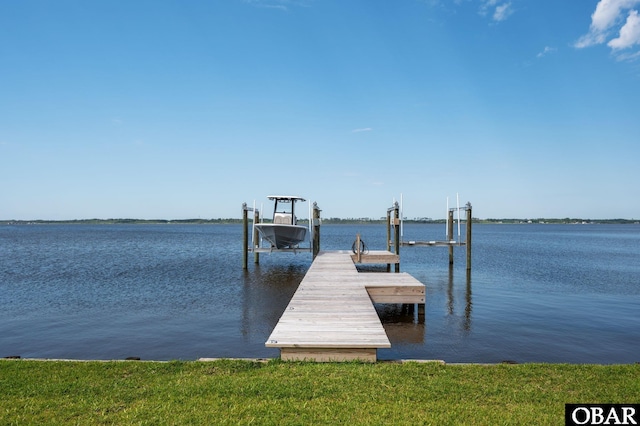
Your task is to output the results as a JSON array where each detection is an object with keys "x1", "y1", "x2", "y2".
[
  {"x1": 312, "y1": 202, "x2": 321, "y2": 259},
  {"x1": 466, "y1": 202, "x2": 472, "y2": 271},
  {"x1": 394, "y1": 202, "x2": 400, "y2": 272},
  {"x1": 386, "y1": 209, "x2": 392, "y2": 252},
  {"x1": 253, "y1": 209, "x2": 260, "y2": 264},
  {"x1": 386, "y1": 208, "x2": 392, "y2": 272},
  {"x1": 242, "y1": 203, "x2": 249, "y2": 270},
  {"x1": 448, "y1": 209, "x2": 455, "y2": 265}
]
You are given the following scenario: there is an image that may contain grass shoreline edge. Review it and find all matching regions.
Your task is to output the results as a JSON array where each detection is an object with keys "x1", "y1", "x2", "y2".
[{"x1": 2, "y1": 358, "x2": 638, "y2": 424}]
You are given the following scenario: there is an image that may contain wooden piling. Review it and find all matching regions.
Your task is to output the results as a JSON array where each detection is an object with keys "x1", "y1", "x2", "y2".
[
  {"x1": 393, "y1": 202, "x2": 400, "y2": 272},
  {"x1": 386, "y1": 208, "x2": 392, "y2": 272},
  {"x1": 253, "y1": 209, "x2": 260, "y2": 264},
  {"x1": 466, "y1": 202, "x2": 472, "y2": 271},
  {"x1": 386, "y1": 203, "x2": 401, "y2": 272},
  {"x1": 386, "y1": 208, "x2": 392, "y2": 252},
  {"x1": 242, "y1": 203, "x2": 248, "y2": 270},
  {"x1": 448, "y1": 209, "x2": 454, "y2": 265},
  {"x1": 312, "y1": 202, "x2": 321, "y2": 259}
]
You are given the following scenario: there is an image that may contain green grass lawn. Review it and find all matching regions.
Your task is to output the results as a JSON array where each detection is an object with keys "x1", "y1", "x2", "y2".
[{"x1": 1, "y1": 359, "x2": 638, "y2": 425}]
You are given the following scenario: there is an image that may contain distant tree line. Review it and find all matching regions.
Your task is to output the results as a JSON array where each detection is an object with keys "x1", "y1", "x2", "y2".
[
  {"x1": 0, "y1": 218, "x2": 245, "y2": 225},
  {"x1": 1, "y1": 217, "x2": 637, "y2": 225},
  {"x1": 480, "y1": 218, "x2": 638, "y2": 224}
]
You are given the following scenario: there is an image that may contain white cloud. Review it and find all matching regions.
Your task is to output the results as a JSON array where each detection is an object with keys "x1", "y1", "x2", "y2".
[
  {"x1": 614, "y1": 49, "x2": 640, "y2": 60},
  {"x1": 575, "y1": 0, "x2": 640, "y2": 48},
  {"x1": 479, "y1": 0, "x2": 513, "y2": 22},
  {"x1": 537, "y1": 46, "x2": 557, "y2": 58},
  {"x1": 243, "y1": 0, "x2": 310, "y2": 12},
  {"x1": 351, "y1": 128, "x2": 372, "y2": 133},
  {"x1": 493, "y1": 2, "x2": 513, "y2": 22},
  {"x1": 608, "y1": 9, "x2": 640, "y2": 49},
  {"x1": 592, "y1": 0, "x2": 639, "y2": 31}
]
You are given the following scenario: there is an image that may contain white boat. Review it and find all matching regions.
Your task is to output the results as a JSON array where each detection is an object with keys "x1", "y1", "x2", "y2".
[{"x1": 255, "y1": 195, "x2": 308, "y2": 249}]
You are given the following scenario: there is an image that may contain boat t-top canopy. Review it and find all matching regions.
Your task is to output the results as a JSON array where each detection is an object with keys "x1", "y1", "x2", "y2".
[{"x1": 267, "y1": 195, "x2": 306, "y2": 202}]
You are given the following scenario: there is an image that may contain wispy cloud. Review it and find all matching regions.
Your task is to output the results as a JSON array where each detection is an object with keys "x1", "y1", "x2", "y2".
[
  {"x1": 493, "y1": 2, "x2": 513, "y2": 22},
  {"x1": 614, "y1": 49, "x2": 640, "y2": 61},
  {"x1": 243, "y1": 0, "x2": 311, "y2": 12},
  {"x1": 480, "y1": 0, "x2": 513, "y2": 22},
  {"x1": 351, "y1": 128, "x2": 373, "y2": 133},
  {"x1": 425, "y1": 0, "x2": 514, "y2": 23},
  {"x1": 537, "y1": 46, "x2": 557, "y2": 58},
  {"x1": 575, "y1": 0, "x2": 640, "y2": 60}
]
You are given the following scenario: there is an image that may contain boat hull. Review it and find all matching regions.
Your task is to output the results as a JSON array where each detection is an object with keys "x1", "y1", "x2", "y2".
[{"x1": 255, "y1": 224, "x2": 308, "y2": 249}]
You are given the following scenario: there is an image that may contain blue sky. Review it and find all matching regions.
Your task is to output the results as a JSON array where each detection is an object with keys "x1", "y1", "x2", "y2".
[{"x1": 2, "y1": 0, "x2": 639, "y2": 220}]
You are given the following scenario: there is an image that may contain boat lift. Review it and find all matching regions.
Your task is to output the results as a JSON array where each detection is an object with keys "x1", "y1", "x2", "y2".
[
  {"x1": 395, "y1": 194, "x2": 473, "y2": 271},
  {"x1": 242, "y1": 201, "x2": 321, "y2": 269}
]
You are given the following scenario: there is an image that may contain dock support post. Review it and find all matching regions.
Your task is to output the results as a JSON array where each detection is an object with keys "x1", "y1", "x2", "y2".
[
  {"x1": 253, "y1": 209, "x2": 260, "y2": 264},
  {"x1": 242, "y1": 203, "x2": 249, "y2": 270},
  {"x1": 466, "y1": 202, "x2": 472, "y2": 271},
  {"x1": 386, "y1": 208, "x2": 392, "y2": 272},
  {"x1": 312, "y1": 202, "x2": 321, "y2": 259},
  {"x1": 448, "y1": 209, "x2": 455, "y2": 265},
  {"x1": 394, "y1": 202, "x2": 400, "y2": 272}
]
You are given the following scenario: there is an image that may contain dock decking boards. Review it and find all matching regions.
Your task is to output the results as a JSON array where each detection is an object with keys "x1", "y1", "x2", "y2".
[{"x1": 265, "y1": 251, "x2": 425, "y2": 362}]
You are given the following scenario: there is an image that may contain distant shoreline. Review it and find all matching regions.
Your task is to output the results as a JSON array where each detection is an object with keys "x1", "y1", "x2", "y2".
[{"x1": 1, "y1": 218, "x2": 638, "y2": 225}]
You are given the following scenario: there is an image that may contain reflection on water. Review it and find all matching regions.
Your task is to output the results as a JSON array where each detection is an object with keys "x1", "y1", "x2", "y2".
[
  {"x1": 446, "y1": 268, "x2": 473, "y2": 333},
  {"x1": 376, "y1": 304, "x2": 425, "y2": 345},
  {"x1": 376, "y1": 265, "x2": 473, "y2": 350}
]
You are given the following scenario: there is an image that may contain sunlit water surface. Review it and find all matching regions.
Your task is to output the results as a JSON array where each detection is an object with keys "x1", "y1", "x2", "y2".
[{"x1": 1, "y1": 223, "x2": 638, "y2": 363}]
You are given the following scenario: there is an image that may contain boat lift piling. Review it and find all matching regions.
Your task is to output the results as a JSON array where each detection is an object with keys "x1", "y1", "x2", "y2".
[
  {"x1": 386, "y1": 202, "x2": 401, "y2": 272},
  {"x1": 312, "y1": 202, "x2": 321, "y2": 260},
  {"x1": 242, "y1": 203, "x2": 260, "y2": 269},
  {"x1": 253, "y1": 207, "x2": 260, "y2": 265}
]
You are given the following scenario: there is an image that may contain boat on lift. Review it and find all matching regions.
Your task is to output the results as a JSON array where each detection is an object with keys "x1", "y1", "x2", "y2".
[{"x1": 254, "y1": 195, "x2": 308, "y2": 249}]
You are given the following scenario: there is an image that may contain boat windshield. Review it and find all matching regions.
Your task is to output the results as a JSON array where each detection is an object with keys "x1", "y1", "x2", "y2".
[{"x1": 274, "y1": 199, "x2": 294, "y2": 215}]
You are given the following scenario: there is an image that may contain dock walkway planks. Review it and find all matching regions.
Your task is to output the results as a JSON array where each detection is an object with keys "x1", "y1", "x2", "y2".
[{"x1": 265, "y1": 251, "x2": 425, "y2": 362}]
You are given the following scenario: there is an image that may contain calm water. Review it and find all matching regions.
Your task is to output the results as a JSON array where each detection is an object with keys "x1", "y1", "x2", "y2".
[{"x1": 1, "y1": 223, "x2": 639, "y2": 363}]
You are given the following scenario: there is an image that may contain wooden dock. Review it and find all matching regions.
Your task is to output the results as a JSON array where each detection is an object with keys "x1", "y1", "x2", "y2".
[{"x1": 265, "y1": 251, "x2": 425, "y2": 362}]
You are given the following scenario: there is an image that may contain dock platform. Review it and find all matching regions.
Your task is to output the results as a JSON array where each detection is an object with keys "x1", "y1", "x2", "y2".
[
  {"x1": 350, "y1": 249, "x2": 399, "y2": 265},
  {"x1": 265, "y1": 251, "x2": 425, "y2": 362}
]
